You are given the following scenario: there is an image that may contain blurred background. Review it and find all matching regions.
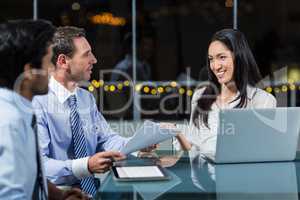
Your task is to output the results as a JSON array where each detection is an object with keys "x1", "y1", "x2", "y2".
[{"x1": 1, "y1": 0, "x2": 300, "y2": 125}]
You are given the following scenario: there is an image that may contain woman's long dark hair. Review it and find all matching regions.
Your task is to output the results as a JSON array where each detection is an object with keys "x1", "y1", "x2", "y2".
[{"x1": 192, "y1": 29, "x2": 262, "y2": 128}]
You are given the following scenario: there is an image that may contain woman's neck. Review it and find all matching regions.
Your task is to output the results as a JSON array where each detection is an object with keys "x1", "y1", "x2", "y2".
[
  {"x1": 221, "y1": 82, "x2": 237, "y2": 97},
  {"x1": 217, "y1": 82, "x2": 238, "y2": 106}
]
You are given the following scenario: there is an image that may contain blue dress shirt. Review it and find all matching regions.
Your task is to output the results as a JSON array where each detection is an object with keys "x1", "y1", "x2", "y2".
[
  {"x1": 32, "y1": 77, "x2": 129, "y2": 185},
  {"x1": 0, "y1": 88, "x2": 37, "y2": 199}
]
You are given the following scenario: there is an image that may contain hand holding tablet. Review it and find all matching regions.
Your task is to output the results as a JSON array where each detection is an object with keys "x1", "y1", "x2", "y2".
[{"x1": 88, "y1": 151, "x2": 126, "y2": 173}]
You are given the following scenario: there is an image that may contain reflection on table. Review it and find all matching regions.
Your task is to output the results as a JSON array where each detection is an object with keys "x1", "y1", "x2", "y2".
[{"x1": 98, "y1": 150, "x2": 300, "y2": 200}]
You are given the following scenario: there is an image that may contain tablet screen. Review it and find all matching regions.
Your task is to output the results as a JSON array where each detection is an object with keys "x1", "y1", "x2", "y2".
[{"x1": 116, "y1": 166, "x2": 164, "y2": 178}]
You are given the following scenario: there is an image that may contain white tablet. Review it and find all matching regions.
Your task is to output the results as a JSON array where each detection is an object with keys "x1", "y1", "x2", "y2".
[{"x1": 112, "y1": 165, "x2": 170, "y2": 181}]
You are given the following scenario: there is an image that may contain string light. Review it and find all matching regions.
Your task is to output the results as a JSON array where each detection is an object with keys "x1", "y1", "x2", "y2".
[
  {"x1": 157, "y1": 87, "x2": 164, "y2": 94},
  {"x1": 187, "y1": 89, "x2": 193, "y2": 96},
  {"x1": 88, "y1": 85, "x2": 94, "y2": 92},
  {"x1": 170, "y1": 81, "x2": 177, "y2": 88},
  {"x1": 124, "y1": 80, "x2": 130, "y2": 86},
  {"x1": 109, "y1": 85, "x2": 116, "y2": 92},
  {"x1": 91, "y1": 80, "x2": 100, "y2": 88},
  {"x1": 99, "y1": 80, "x2": 104, "y2": 87},
  {"x1": 274, "y1": 88, "x2": 280, "y2": 93},
  {"x1": 165, "y1": 86, "x2": 172, "y2": 93},
  {"x1": 143, "y1": 86, "x2": 150, "y2": 93},
  {"x1": 89, "y1": 80, "x2": 300, "y2": 96},
  {"x1": 179, "y1": 88, "x2": 185, "y2": 95},
  {"x1": 266, "y1": 87, "x2": 272, "y2": 93},
  {"x1": 104, "y1": 85, "x2": 109, "y2": 92},
  {"x1": 135, "y1": 84, "x2": 142, "y2": 92},
  {"x1": 151, "y1": 89, "x2": 157, "y2": 95},
  {"x1": 281, "y1": 85, "x2": 288, "y2": 92},
  {"x1": 117, "y1": 83, "x2": 123, "y2": 90},
  {"x1": 289, "y1": 84, "x2": 296, "y2": 91}
]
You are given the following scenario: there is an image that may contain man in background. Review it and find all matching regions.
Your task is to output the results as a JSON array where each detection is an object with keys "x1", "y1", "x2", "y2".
[{"x1": 110, "y1": 32, "x2": 153, "y2": 81}]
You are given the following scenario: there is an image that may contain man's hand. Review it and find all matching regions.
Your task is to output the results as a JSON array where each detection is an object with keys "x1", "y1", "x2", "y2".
[
  {"x1": 88, "y1": 151, "x2": 126, "y2": 173},
  {"x1": 48, "y1": 181, "x2": 89, "y2": 200},
  {"x1": 62, "y1": 188, "x2": 90, "y2": 200}
]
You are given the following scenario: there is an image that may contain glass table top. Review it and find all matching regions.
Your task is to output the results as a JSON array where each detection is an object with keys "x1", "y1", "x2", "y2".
[{"x1": 96, "y1": 150, "x2": 300, "y2": 200}]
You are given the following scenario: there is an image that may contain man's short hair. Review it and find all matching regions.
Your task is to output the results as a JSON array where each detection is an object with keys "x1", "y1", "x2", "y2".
[
  {"x1": 0, "y1": 19, "x2": 56, "y2": 89},
  {"x1": 51, "y1": 26, "x2": 86, "y2": 65}
]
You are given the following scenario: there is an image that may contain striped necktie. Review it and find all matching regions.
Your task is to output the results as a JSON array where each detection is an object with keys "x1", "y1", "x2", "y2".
[{"x1": 68, "y1": 95, "x2": 97, "y2": 196}]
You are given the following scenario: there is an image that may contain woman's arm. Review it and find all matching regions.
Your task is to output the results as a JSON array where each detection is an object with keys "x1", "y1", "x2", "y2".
[
  {"x1": 160, "y1": 122, "x2": 192, "y2": 151},
  {"x1": 176, "y1": 133, "x2": 192, "y2": 151}
]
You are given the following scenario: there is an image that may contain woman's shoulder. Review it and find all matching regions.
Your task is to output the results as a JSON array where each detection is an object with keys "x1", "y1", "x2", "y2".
[
  {"x1": 251, "y1": 86, "x2": 277, "y2": 108},
  {"x1": 254, "y1": 87, "x2": 276, "y2": 101}
]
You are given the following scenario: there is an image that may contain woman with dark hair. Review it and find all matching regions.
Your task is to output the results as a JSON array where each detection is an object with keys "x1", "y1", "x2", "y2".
[{"x1": 175, "y1": 29, "x2": 276, "y2": 153}]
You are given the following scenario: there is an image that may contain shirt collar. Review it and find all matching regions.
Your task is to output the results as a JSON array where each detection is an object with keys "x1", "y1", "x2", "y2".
[
  {"x1": 0, "y1": 88, "x2": 33, "y2": 115},
  {"x1": 230, "y1": 85, "x2": 257, "y2": 103},
  {"x1": 49, "y1": 76, "x2": 77, "y2": 104}
]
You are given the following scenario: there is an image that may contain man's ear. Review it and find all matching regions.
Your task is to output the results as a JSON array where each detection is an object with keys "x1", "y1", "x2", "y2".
[
  {"x1": 23, "y1": 63, "x2": 33, "y2": 80},
  {"x1": 57, "y1": 54, "x2": 69, "y2": 70}
]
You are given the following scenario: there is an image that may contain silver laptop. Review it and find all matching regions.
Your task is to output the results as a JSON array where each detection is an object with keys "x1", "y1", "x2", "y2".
[{"x1": 204, "y1": 107, "x2": 300, "y2": 163}]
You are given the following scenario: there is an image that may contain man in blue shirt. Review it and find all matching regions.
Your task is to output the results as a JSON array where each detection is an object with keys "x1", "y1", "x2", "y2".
[
  {"x1": 0, "y1": 20, "x2": 88, "y2": 200},
  {"x1": 32, "y1": 26, "x2": 129, "y2": 195}
]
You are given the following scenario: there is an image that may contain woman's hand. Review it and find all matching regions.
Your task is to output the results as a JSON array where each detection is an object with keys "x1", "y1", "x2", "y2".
[
  {"x1": 159, "y1": 123, "x2": 180, "y2": 135},
  {"x1": 140, "y1": 144, "x2": 158, "y2": 152}
]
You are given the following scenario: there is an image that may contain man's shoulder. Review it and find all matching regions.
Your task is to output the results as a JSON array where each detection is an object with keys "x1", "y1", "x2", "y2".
[
  {"x1": 32, "y1": 92, "x2": 53, "y2": 108},
  {"x1": 77, "y1": 87, "x2": 91, "y2": 94},
  {"x1": 33, "y1": 92, "x2": 52, "y2": 101},
  {"x1": 0, "y1": 89, "x2": 32, "y2": 126},
  {"x1": 0, "y1": 99, "x2": 24, "y2": 126},
  {"x1": 77, "y1": 87, "x2": 94, "y2": 98},
  {"x1": 76, "y1": 87, "x2": 96, "y2": 105}
]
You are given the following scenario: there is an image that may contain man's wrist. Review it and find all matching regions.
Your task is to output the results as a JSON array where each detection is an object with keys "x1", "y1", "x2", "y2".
[{"x1": 72, "y1": 157, "x2": 92, "y2": 179}]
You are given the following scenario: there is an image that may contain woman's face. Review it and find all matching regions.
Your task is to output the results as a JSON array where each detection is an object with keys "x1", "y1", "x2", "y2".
[{"x1": 208, "y1": 40, "x2": 234, "y2": 85}]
